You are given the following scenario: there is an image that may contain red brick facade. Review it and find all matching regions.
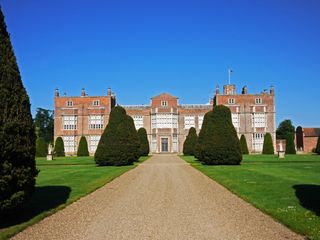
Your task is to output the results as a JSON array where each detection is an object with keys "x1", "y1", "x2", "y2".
[{"x1": 54, "y1": 84, "x2": 276, "y2": 155}]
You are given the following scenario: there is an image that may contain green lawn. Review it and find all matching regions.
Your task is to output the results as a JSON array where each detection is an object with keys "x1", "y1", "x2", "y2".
[
  {"x1": 180, "y1": 154, "x2": 320, "y2": 240},
  {"x1": 0, "y1": 156, "x2": 150, "y2": 240}
]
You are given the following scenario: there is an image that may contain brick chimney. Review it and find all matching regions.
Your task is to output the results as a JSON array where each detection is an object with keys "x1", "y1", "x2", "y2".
[
  {"x1": 55, "y1": 88, "x2": 59, "y2": 97},
  {"x1": 81, "y1": 88, "x2": 85, "y2": 97},
  {"x1": 107, "y1": 87, "x2": 111, "y2": 96},
  {"x1": 242, "y1": 85, "x2": 248, "y2": 94},
  {"x1": 270, "y1": 85, "x2": 274, "y2": 95},
  {"x1": 215, "y1": 84, "x2": 220, "y2": 95}
]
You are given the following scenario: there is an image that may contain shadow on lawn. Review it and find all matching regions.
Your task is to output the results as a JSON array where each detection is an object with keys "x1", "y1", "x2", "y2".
[
  {"x1": 293, "y1": 184, "x2": 320, "y2": 216},
  {"x1": 0, "y1": 186, "x2": 71, "y2": 229}
]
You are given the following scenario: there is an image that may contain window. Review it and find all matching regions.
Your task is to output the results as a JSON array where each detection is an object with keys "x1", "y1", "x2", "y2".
[
  {"x1": 184, "y1": 115, "x2": 195, "y2": 129},
  {"x1": 133, "y1": 116, "x2": 143, "y2": 130},
  {"x1": 198, "y1": 115, "x2": 204, "y2": 129},
  {"x1": 63, "y1": 116, "x2": 77, "y2": 130},
  {"x1": 255, "y1": 98, "x2": 262, "y2": 104},
  {"x1": 93, "y1": 100, "x2": 100, "y2": 106},
  {"x1": 252, "y1": 133, "x2": 264, "y2": 152},
  {"x1": 151, "y1": 134, "x2": 157, "y2": 152},
  {"x1": 172, "y1": 134, "x2": 178, "y2": 152},
  {"x1": 151, "y1": 114, "x2": 178, "y2": 129},
  {"x1": 228, "y1": 98, "x2": 235, "y2": 104},
  {"x1": 63, "y1": 136, "x2": 76, "y2": 152},
  {"x1": 252, "y1": 113, "x2": 266, "y2": 128},
  {"x1": 89, "y1": 135, "x2": 100, "y2": 153},
  {"x1": 161, "y1": 101, "x2": 168, "y2": 107},
  {"x1": 89, "y1": 115, "x2": 104, "y2": 129},
  {"x1": 66, "y1": 101, "x2": 73, "y2": 107},
  {"x1": 232, "y1": 113, "x2": 240, "y2": 129}
]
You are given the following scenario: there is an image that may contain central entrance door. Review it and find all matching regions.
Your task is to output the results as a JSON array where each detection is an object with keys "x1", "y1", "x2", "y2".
[{"x1": 161, "y1": 138, "x2": 168, "y2": 152}]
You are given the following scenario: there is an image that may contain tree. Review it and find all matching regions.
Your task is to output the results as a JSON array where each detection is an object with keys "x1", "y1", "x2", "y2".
[
  {"x1": 137, "y1": 128, "x2": 149, "y2": 156},
  {"x1": 198, "y1": 105, "x2": 242, "y2": 165},
  {"x1": 34, "y1": 108, "x2": 54, "y2": 144},
  {"x1": 240, "y1": 134, "x2": 249, "y2": 154},
  {"x1": 276, "y1": 119, "x2": 295, "y2": 140},
  {"x1": 0, "y1": 8, "x2": 38, "y2": 217},
  {"x1": 36, "y1": 137, "x2": 47, "y2": 157},
  {"x1": 95, "y1": 106, "x2": 140, "y2": 166},
  {"x1": 262, "y1": 133, "x2": 274, "y2": 154},
  {"x1": 316, "y1": 137, "x2": 320, "y2": 155},
  {"x1": 77, "y1": 136, "x2": 89, "y2": 156},
  {"x1": 285, "y1": 133, "x2": 296, "y2": 154},
  {"x1": 296, "y1": 126, "x2": 304, "y2": 151},
  {"x1": 54, "y1": 137, "x2": 65, "y2": 157},
  {"x1": 183, "y1": 127, "x2": 198, "y2": 156}
]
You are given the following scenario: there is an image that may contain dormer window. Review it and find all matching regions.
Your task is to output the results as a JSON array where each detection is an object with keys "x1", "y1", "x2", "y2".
[
  {"x1": 228, "y1": 98, "x2": 235, "y2": 104},
  {"x1": 255, "y1": 98, "x2": 262, "y2": 104},
  {"x1": 161, "y1": 101, "x2": 168, "y2": 107},
  {"x1": 67, "y1": 101, "x2": 73, "y2": 107},
  {"x1": 93, "y1": 100, "x2": 100, "y2": 106}
]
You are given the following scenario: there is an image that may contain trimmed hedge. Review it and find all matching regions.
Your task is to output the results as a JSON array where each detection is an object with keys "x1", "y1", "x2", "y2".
[
  {"x1": 137, "y1": 128, "x2": 149, "y2": 156},
  {"x1": 240, "y1": 134, "x2": 249, "y2": 154},
  {"x1": 54, "y1": 137, "x2": 65, "y2": 157},
  {"x1": 36, "y1": 137, "x2": 47, "y2": 157},
  {"x1": 285, "y1": 133, "x2": 296, "y2": 154},
  {"x1": 183, "y1": 127, "x2": 198, "y2": 156},
  {"x1": 77, "y1": 136, "x2": 89, "y2": 156},
  {"x1": 262, "y1": 133, "x2": 274, "y2": 154},
  {"x1": 94, "y1": 106, "x2": 140, "y2": 166},
  {"x1": 198, "y1": 105, "x2": 242, "y2": 165},
  {"x1": 0, "y1": 8, "x2": 38, "y2": 217}
]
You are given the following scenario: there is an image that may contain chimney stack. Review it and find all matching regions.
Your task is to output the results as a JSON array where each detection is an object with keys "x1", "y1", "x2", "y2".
[
  {"x1": 55, "y1": 88, "x2": 59, "y2": 97},
  {"x1": 81, "y1": 88, "x2": 85, "y2": 97},
  {"x1": 215, "y1": 84, "x2": 220, "y2": 95},
  {"x1": 107, "y1": 87, "x2": 111, "y2": 96},
  {"x1": 242, "y1": 85, "x2": 248, "y2": 94},
  {"x1": 270, "y1": 85, "x2": 274, "y2": 95}
]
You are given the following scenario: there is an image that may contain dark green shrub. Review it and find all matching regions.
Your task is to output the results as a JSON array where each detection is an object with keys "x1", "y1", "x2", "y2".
[
  {"x1": 240, "y1": 134, "x2": 249, "y2": 154},
  {"x1": 198, "y1": 105, "x2": 242, "y2": 165},
  {"x1": 315, "y1": 137, "x2": 320, "y2": 155},
  {"x1": 276, "y1": 119, "x2": 295, "y2": 140},
  {"x1": 36, "y1": 137, "x2": 47, "y2": 157},
  {"x1": 137, "y1": 128, "x2": 149, "y2": 156},
  {"x1": 54, "y1": 137, "x2": 65, "y2": 157},
  {"x1": 285, "y1": 133, "x2": 296, "y2": 154},
  {"x1": 262, "y1": 133, "x2": 274, "y2": 154},
  {"x1": 95, "y1": 106, "x2": 140, "y2": 166},
  {"x1": 77, "y1": 136, "x2": 89, "y2": 156},
  {"x1": 0, "y1": 8, "x2": 38, "y2": 217},
  {"x1": 183, "y1": 127, "x2": 198, "y2": 156}
]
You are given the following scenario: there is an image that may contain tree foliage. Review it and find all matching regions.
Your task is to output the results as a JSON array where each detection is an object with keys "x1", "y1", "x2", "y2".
[
  {"x1": 0, "y1": 8, "x2": 38, "y2": 217},
  {"x1": 183, "y1": 127, "x2": 198, "y2": 156},
  {"x1": 137, "y1": 128, "x2": 149, "y2": 156},
  {"x1": 95, "y1": 106, "x2": 140, "y2": 166},
  {"x1": 276, "y1": 119, "x2": 295, "y2": 140},
  {"x1": 296, "y1": 126, "x2": 304, "y2": 151},
  {"x1": 34, "y1": 108, "x2": 54, "y2": 144},
  {"x1": 240, "y1": 134, "x2": 249, "y2": 154},
  {"x1": 316, "y1": 137, "x2": 320, "y2": 155},
  {"x1": 198, "y1": 105, "x2": 242, "y2": 165},
  {"x1": 262, "y1": 133, "x2": 274, "y2": 154},
  {"x1": 36, "y1": 137, "x2": 47, "y2": 157},
  {"x1": 77, "y1": 136, "x2": 89, "y2": 156},
  {"x1": 54, "y1": 137, "x2": 65, "y2": 157},
  {"x1": 285, "y1": 133, "x2": 296, "y2": 154}
]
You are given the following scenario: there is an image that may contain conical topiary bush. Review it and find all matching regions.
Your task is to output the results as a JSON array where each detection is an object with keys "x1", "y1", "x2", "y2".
[
  {"x1": 54, "y1": 137, "x2": 65, "y2": 157},
  {"x1": 137, "y1": 128, "x2": 149, "y2": 156},
  {"x1": 285, "y1": 133, "x2": 296, "y2": 154},
  {"x1": 0, "y1": 7, "x2": 38, "y2": 217},
  {"x1": 240, "y1": 134, "x2": 249, "y2": 154},
  {"x1": 36, "y1": 137, "x2": 48, "y2": 157},
  {"x1": 77, "y1": 136, "x2": 89, "y2": 156},
  {"x1": 183, "y1": 127, "x2": 198, "y2": 156},
  {"x1": 198, "y1": 105, "x2": 242, "y2": 165},
  {"x1": 262, "y1": 133, "x2": 274, "y2": 154}
]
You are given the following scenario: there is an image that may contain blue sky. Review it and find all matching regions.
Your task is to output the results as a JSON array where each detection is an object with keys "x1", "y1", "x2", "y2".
[{"x1": 1, "y1": 0, "x2": 320, "y2": 127}]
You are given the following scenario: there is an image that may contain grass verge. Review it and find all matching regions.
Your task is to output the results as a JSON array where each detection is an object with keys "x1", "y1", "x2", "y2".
[{"x1": 180, "y1": 154, "x2": 320, "y2": 240}]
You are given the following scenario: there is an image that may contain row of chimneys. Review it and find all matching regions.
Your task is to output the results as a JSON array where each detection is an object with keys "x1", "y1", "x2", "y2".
[
  {"x1": 215, "y1": 84, "x2": 274, "y2": 95},
  {"x1": 54, "y1": 87, "x2": 113, "y2": 97}
]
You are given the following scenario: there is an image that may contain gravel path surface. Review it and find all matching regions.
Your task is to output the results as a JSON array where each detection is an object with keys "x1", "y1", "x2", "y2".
[{"x1": 12, "y1": 154, "x2": 303, "y2": 240}]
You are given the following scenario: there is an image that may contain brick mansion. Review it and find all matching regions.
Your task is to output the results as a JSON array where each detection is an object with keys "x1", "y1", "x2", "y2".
[{"x1": 54, "y1": 84, "x2": 276, "y2": 155}]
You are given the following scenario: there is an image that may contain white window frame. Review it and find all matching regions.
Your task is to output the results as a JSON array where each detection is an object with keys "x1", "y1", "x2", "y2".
[
  {"x1": 184, "y1": 115, "x2": 195, "y2": 129},
  {"x1": 63, "y1": 136, "x2": 76, "y2": 153},
  {"x1": 228, "y1": 98, "x2": 235, "y2": 104},
  {"x1": 172, "y1": 134, "x2": 178, "y2": 152},
  {"x1": 151, "y1": 114, "x2": 178, "y2": 129},
  {"x1": 133, "y1": 115, "x2": 144, "y2": 130},
  {"x1": 89, "y1": 135, "x2": 100, "y2": 153},
  {"x1": 88, "y1": 115, "x2": 104, "y2": 129},
  {"x1": 161, "y1": 101, "x2": 168, "y2": 107},
  {"x1": 66, "y1": 100, "x2": 73, "y2": 107},
  {"x1": 198, "y1": 115, "x2": 204, "y2": 129},
  {"x1": 62, "y1": 115, "x2": 77, "y2": 130},
  {"x1": 255, "y1": 98, "x2": 262, "y2": 104},
  {"x1": 151, "y1": 134, "x2": 157, "y2": 152},
  {"x1": 252, "y1": 113, "x2": 266, "y2": 128},
  {"x1": 232, "y1": 113, "x2": 240, "y2": 129},
  {"x1": 252, "y1": 132, "x2": 264, "y2": 152},
  {"x1": 93, "y1": 100, "x2": 100, "y2": 106}
]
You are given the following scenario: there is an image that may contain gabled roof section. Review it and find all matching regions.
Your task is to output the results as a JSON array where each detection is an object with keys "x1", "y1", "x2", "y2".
[
  {"x1": 304, "y1": 128, "x2": 320, "y2": 137},
  {"x1": 151, "y1": 93, "x2": 178, "y2": 99}
]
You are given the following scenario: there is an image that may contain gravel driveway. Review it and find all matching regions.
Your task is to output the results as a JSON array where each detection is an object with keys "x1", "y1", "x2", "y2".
[{"x1": 12, "y1": 154, "x2": 303, "y2": 240}]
